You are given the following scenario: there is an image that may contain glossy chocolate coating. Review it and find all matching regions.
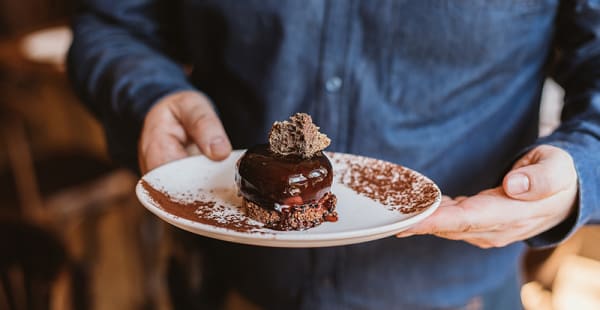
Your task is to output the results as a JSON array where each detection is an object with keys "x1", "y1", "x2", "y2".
[{"x1": 235, "y1": 144, "x2": 333, "y2": 211}]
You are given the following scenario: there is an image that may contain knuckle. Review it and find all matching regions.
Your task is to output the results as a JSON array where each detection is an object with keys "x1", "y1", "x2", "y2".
[
  {"x1": 458, "y1": 222, "x2": 473, "y2": 233},
  {"x1": 190, "y1": 112, "x2": 211, "y2": 129},
  {"x1": 488, "y1": 223, "x2": 509, "y2": 232},
  {"x1": 456, "y1": 206, "x2": 475, "y2": 233},
  {"x1": 190, "y1": 110, "x2": 221, "y2": 132},
  {"x1": 141, "y1": 138, "x2": 159, "y2": 156},
  {"x1": 424, "y1": 223, "x2": 441, "y2": 234}
]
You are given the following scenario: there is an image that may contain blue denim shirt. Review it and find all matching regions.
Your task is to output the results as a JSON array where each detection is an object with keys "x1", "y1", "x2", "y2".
[{"x1": 68, "y1": 0, "x2": 600, "y2": 308}]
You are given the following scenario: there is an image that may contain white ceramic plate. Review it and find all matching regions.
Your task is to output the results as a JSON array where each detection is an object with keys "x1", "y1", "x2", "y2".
[{"x1": 136, "y1": 150, "x2": 441, "y2": 248}]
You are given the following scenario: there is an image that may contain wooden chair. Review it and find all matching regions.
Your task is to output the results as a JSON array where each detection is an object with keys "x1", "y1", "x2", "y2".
[{"x1": 0, "y1": 215, "x2": 67, "y2": 310}]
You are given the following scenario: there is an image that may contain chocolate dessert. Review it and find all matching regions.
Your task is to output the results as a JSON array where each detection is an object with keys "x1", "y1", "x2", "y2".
[{"x1": 235, "y1": 113, "x2": 338, "y2": 230}]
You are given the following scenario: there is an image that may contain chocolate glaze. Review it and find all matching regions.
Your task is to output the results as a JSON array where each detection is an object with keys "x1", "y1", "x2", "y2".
[{"x1": 235, "y1": 144, "x2": 333, "y2": 211}]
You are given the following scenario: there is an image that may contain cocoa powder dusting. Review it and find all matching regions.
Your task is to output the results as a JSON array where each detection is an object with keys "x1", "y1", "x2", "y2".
[
  {"x1": 328, "y1": 153, "x2": 440, "y2": 214},
  {"x1": 141, "y1": 180, "x2": 262, "y2": 233}
]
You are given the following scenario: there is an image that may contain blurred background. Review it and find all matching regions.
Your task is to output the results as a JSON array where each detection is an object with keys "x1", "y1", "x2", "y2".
[{"x1": 0, "y1": 1, "x2": 599, "y2": 309}]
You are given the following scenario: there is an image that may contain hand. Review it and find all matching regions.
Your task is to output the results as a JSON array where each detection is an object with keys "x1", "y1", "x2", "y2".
[
  {"x1": 397, "y1": 145, "x2": 578, "y2": 248},
  {"x1": 138, "y1": 90, "x2": 232, "y2": 173}
]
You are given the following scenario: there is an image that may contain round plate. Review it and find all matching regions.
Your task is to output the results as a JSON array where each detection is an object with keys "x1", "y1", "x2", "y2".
[{"x1": 136, "y1": 150, "x2": 441, "y2": 248}]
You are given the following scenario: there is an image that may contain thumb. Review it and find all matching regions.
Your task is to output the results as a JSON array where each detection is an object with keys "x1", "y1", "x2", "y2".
[
  {"x1": 503, "y1": 145, "x2": 576, "y2": 201},
  {"x1": 171, "y1": 91, "x2": 232, "y2": 161}
]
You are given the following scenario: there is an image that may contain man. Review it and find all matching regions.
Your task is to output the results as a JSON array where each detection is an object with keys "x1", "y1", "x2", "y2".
[{"x1": 68, "y1": 1, "x2": 600, "y2": 309}]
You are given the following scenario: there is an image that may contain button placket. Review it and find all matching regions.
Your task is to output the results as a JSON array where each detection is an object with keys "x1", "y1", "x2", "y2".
[
  {"x1": 315, "y1": 0, "x2": 353, "y2": 152},
  {"x1": 325, "y1": 76, "x2": 343, "y2": 92}
]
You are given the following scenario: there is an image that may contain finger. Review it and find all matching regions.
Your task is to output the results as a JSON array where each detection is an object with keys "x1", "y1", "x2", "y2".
[
  {"x1": 399, "y1": 204, "x2": 478, "y2": 236},
  {"x1": 503, "y1": 145, "x2": 576, "y2": 201},
  {"x1": 139, "y1": 103, "x2": 189, "y2": 173},
  {"x1": 454, "y1": 196, "x2": 468, "y2": 203},
  {"x1": 463, "y1": 238, "x2": 495, "y2": 249},
  {"x1": 511, "y1": 151, "x2": 534, "y2": 170},
  {"x1": 441, "y1": 195, "x2": 453, "y2": 203},
  {"x1": 171, "y1": 95, "x2": 232, "y2": 161},
  {"x1": 396, "y1": 229, "x2": 495, "y2": 249},
  {"x1": 435, "y1": 215, "x2": 553, "y2": 247},
  {"x1": 140, "y1": 131, "x2": 188, "y2": 173},
  {"x1": 440, "y1": 195, "x2": 457, "y2": 207},
  {"x1": 398, "y1": 187, "x2": 537, "y2": 237}
]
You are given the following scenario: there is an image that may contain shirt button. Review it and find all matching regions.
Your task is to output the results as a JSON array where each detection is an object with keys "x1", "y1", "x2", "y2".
[{"x1": 325, "y1": 76, "x2": 343, "y2": 92}]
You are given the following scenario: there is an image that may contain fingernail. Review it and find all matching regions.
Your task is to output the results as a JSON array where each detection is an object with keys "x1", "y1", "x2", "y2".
[
  {"x1": 210, "y1": 137, "x2": 230, "y2": 158},
  {"x1": 507, "y1": 173, "x2": 530, "y2": 195}
]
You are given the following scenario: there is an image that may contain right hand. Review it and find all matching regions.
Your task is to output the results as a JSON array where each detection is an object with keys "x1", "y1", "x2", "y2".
[{"x1": 138, "y1": 90, "x2": 232, "y2": 173}]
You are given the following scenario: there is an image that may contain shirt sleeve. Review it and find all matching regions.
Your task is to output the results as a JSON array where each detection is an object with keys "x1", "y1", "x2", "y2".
[
  {"x1": 527, "y1": 0, "x2": 600, "y2": 248},
  {"x1": 67, "y1": 0, "x2": 196, "y2": 171}
]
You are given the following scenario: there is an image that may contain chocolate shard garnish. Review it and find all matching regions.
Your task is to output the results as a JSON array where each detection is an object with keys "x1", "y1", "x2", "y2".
[{"x1": 268, "y1": 113, "x2": 331, "y2": 158}]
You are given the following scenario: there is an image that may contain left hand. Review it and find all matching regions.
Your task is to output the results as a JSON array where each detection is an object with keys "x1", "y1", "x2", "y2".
[{"x1": 397, "y1": 145, "x2": 579, "y2": 248}]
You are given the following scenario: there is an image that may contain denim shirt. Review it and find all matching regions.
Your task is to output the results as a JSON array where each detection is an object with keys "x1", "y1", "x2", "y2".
[{"x1": 68, "y1": 0, "x2": 600, "y2": 308}]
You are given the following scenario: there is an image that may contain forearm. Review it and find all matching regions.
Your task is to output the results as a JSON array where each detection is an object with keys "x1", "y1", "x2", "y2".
[{"x1": 67, "y1": 1, "x2": 195, "y2": 169}]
